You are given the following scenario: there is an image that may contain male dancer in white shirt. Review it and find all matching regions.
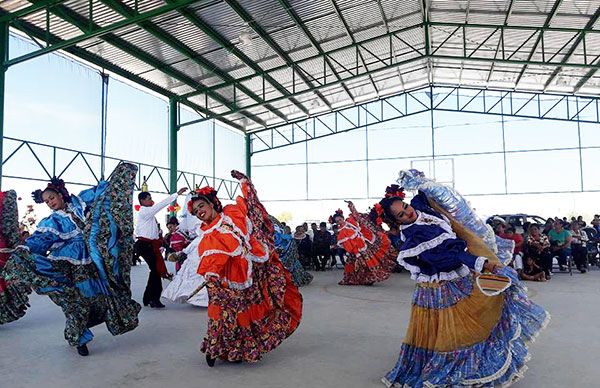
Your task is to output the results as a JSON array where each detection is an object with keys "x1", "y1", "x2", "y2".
[{"x1": 135, "y1": 187, "x2": 187, "y2": 308}]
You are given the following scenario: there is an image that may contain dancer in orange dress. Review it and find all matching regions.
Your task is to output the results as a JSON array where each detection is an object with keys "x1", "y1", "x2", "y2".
[
  {"x1": 332, "y1": 201, "x2": 395, "y2": 285},
  {"x1": 189, "y1": 170, "x2": 302, "y2": 366}
]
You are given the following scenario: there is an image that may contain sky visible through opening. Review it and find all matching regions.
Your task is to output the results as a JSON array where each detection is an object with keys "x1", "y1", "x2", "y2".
[{"x1": 4, "y1": 35, "x2": 600, "y2": 229}]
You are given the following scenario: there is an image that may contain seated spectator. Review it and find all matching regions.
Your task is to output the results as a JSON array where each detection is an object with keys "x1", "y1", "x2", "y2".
[
  {"x1": 312, "y1": 222, "x2": 333, "y2": 271},
  {"x1": 542, "y1": 219, "x2": 554, "y2": 235},
  {"x1": 498, "y1": 225, "x2": 524, "y2": 271},
  {"x1": 548, "y1": 221, "x2": 573, "y2": 272},
  {"x1": 525, "y1": 224, "x2": 552, "y2": 279},
  {"x1": 330, "y1": 224, "x2": 346, "y2": 266},
  {"x1": 522, "y1": 221, "x2": 532, "y2": 235},
  {"x1": 284, "y1": 225, "x2": 292, "y2": 235},
  {"x1": 577, "y1": 216, "x2": 586, "y2": 228},
  {"x1": 506, "y1": 226, "x2": 524, "y2": 256},
  {"x1": 294, "y1": 225, "x2": 312, "y2": 268},
  {"x1": 570, "y1": 221, "x2": 589, "y2": 273},
  {"x1": 591, "y1": 215, "x2": 600, "y2": 233},
  {"x1": 494, "y1": 221, "x2": 507, "y2": 236},
  {"x1": 520, "y1": 256, "x2": 547, "y2": 282}
]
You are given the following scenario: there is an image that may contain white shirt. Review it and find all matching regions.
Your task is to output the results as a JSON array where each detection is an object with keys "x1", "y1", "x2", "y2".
[{"x1": 135, "y1": 193, "x2": 178, "y2": 240}]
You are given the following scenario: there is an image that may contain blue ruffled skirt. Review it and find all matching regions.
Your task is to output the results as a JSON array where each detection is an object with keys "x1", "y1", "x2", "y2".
[{"x1": 382, "y1": 267, "x2": 549, "y2": 388}]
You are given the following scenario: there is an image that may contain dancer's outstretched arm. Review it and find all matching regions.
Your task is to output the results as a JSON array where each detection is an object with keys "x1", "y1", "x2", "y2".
[{"x1": 231, "y1": 170, "x2": 274, "y2": 247}]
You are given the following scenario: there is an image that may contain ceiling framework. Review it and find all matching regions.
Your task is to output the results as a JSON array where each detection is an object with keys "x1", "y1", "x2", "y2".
[{"x1": 2, "y1": 0, "x2": 600, "y2": 133}]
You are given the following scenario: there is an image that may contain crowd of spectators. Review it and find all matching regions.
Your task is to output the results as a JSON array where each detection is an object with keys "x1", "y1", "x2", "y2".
[
  {"x1": 286, "y1": 222, "x2": 345, "y2": 271},
  {"x1": 280, "y1": 213, "x2": 600, "y2": 281},
  {"x1": 490, "y1": 214, "x2": 600, "y2": 281}
]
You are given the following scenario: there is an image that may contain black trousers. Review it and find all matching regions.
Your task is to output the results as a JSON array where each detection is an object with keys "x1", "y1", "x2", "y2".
[
  {"x1": 528, "y1": 250, "x2": 553, "y2": 276},
  {"x1": 572, "y1": 244, "x2": 588, "y2": 269},
  {"x1": 134, "y1": 240, "x2": 163, "y2": 304},
  {"x1": 313, "y1": 252, "x2": 331, "y2": 271}
]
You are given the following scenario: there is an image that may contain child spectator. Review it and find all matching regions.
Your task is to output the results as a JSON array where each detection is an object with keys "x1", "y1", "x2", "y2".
[
  {"x1": 520, "y1": 256, "x2": 547, "y2": 282},
  {"x1": 525, "y1": 224, "x2": 552, "y2": 279}
]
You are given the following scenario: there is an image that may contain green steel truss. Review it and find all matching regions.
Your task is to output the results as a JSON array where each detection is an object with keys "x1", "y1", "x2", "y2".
[
  {"x1": 1, "y1": 0, "x2": 600, "y2": 132},
  {"x1": 1, "y1": 136, "x2": 241, "y2": 198},
  {"x1": 249, "y1": 85, "x2": 600, "y2": 153}
]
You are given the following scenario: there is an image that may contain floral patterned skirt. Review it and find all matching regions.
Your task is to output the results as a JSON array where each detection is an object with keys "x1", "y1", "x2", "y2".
[
  {"x1": 201, "y1": 254, "x2": 303, "y2": 362},
  {"x1": 1, "y1": 163, "x2": 141, "y2": 346},
  {"x1": 382, "y1": 268, "x2": 549, "y2": 388},
  {"x1": 0, "y1": 190, "x2": 31, "y2": 324},
  {"x1": 339, "y1": 234, "x2": 394, "y2": 285}
]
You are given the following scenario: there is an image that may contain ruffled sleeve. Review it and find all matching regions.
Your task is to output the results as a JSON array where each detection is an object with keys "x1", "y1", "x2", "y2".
[
  {"x1": 196, "y1": 202, "x2": 269, "y2": 290},
  {"x1": 397, "y1": 212, "x2": 487, "y2": 281},
  {"x1": 337, "y1": 220, "x2": 366, "y2": 255},
  {"x1": 25, "y1": 216, "x2": 63, "y2": 255}
]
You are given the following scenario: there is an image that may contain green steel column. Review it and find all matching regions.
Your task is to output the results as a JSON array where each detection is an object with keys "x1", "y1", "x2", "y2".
[
  {"x1": 169, "y1": 97, "x2": 178, "y2": 193},
  {"x1": 245, "y1": 133, "x2": 251, "y2": 178},
  {"x1": 0, "y1": 22, "x2": 8, "y2": 190}
]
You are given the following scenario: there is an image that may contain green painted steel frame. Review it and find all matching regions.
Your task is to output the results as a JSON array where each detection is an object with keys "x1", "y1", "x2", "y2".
[
  {"x1": 249, "y1": 85, "x2": 600, "y2": 154},
  {"x1": 1, "y1": 136, "x2": 241, "y2": 198},
  {"x1": 0, "y1": 21, "x2": 7, "y2": 189},
  {"x1": 169, "y1": 97, "x2": 178, "y2": 194}
]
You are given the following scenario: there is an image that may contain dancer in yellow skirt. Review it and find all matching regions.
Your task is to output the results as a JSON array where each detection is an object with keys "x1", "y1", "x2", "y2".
[{"x1": 377, "y1": 174, "x2": 549, "y2": 388}]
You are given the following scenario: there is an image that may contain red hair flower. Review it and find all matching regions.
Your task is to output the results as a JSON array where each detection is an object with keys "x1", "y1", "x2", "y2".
[
  {"x1": 373, "y1": 203, "x2": 384, "y2": 226},
  {"x1": 187, "y1": 186, "x2": 222, "y2": 213},
  {"x1": 196, "y1": 186, "x2": 216, "y2": 196},
  {"x1": 329, "y1": 209, "x2": 344, "y2": 224},
  {"x1": 134, "y1": 204, "x2": 141, "y2": 211}
]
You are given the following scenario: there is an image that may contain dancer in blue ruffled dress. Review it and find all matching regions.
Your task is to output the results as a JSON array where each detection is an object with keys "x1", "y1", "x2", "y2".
[
  {"x1": 271, "y1": 216, "x2": 313, "y2": 287},
  {"x1": 377, "y1": 173, "x2": 549, "y2": 388},
  {"x1": 2, "y1": 163, "x2": 141, "y2": 356}
]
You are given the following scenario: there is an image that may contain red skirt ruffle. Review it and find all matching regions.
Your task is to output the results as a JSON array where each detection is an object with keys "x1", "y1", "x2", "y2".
[{"x1": 339, "y1": 231, "x2": 395, "y2": 286}]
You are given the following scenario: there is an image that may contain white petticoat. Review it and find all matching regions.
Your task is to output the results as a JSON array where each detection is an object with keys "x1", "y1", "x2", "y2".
[{"x1": 161, "y1": 237, "x2": 208, "y2": 307}]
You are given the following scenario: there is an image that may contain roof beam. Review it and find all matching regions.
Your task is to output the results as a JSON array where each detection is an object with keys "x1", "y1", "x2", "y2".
[
  {"x1": 5, "y1": 0, "x2": 201, "y2": 67},
  {"x1": 486, "y1": 0, "x2": 516, "y2": 85},
  {"x1": 328, "y1": 0, "x2": 380, "y2": 96},
  {"x1": 223, "y1": 0, "x2": 332, "y2": 111},
  {"x1": 95, "y1": 0, "x2": 268, "y2": 127},
  {"x1": 376, "y1": 0, "x2": 405, "y2": 89},
  {"x1": 276, "y1": 0, "x2": 354, "y2": 104},
  {"x1": 179, "y1": 22, "x2": 600, "y2": 102},
  {"x1": 543, "y1": 6, "x2": 600, "y2": 91},
  {"x1": 40, "y1": 2, "x2": 265, "y2": 128},
  {"x1": 0, "y1": 0, "x2": 68, "y2": 23},
  {"x1": 421, "y1": 0, "x2": 432, "y2": 85},
  {"x1": 3, "y1": 12, "x2": 243, "y2": 130},
  {"x1": 181, "y1": 56, "x2": 427, "y2": 127},
  {"x1": 164, "y1": 0, "x2": 307, "y2": 118},
  {"x1": 513, "y1": 0, "x2": 563, "y2": 88}
]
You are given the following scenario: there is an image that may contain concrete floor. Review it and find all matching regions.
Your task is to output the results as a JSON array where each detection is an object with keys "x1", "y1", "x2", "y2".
[{"x1": 1, "y1": 265, "x2": 599, "y2": 388}]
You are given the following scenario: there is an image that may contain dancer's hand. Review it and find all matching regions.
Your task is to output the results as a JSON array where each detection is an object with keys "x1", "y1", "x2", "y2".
[
  {"x1": 345, "y1": 200, "x2": 357, "y2": 213},
  {"x1": 177, "y1": 187, "x2": 188, "y2": 195},
  {"x1": 231, "y1": 170, "x2": 248, "y2": 181},
  {"x1": 483, "y1": 261, "x2": 503, "y2": 273}
]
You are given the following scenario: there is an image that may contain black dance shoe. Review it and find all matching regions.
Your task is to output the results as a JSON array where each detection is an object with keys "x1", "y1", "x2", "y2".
[
  {"x1": 77, "y1": 344, "x2": 89, "y2": 357},
  {"x1": 206, "y1": 354, "x2": 216, "y2": 367},
  {"x1": 149, "y1": 300, "x2": 165, "y2": 308}
]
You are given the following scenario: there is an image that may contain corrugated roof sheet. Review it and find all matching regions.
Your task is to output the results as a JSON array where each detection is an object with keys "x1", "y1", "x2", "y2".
[{"x1": 2, "y1": 0, "x2": 600, "y2": 131}]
